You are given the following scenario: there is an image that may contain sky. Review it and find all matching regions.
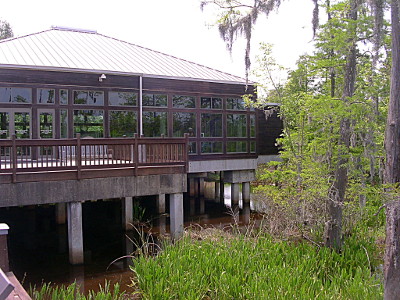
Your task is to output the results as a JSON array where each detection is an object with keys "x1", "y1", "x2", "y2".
[{"x1": 0, "y1": 0, "x2": 315, "y2": 80}]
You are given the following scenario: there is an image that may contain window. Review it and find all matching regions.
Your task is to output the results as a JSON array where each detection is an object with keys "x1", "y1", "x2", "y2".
[
  {"x1": 0, "y1": 112, "x2": 9, "y2": 139},
  {"x1": 60, "y1": 89, "x2": 68, "y2": 105},
  {"x1": 109, "y1": 111, "x2": 137, "y2": 137},
  {"x1": 201, "y1": 142, "x2": 223, "y2": 154},
  {"x1": 37, "y1": 89, "x2": 55, "y2": 104},
  {"x1": 227, "y1": 97, "x2": 245, "y2": 110},
  {"x1": 109, "y1": 91, "x2": 137, "y2": 106},
  {"x1": 201, "y1": 97, "x2": 222, "y2": 109},
  {"x1": 60, "y1": 110, "x2": 68, "y2": 138},
  {"x1": 73, "y1": 91, "x2": 104, "y2": 105},
  {"x1": 0, "y1": 87, "x2": 31, "y2": 103},
  {"x1": 250, "y1": 141, "x2": 256, "y2": 153},
  {"x1": 39, "y1": 112, "x2": 53, "y2": 138},
  {"x1": 250, "y1": 115, "x2": 256, "y2": 137},
  {"x1": 227, "y1": 141, "x2": 247, "y2": 153},
  {"x1": 227, "y1": 114, "x2": 247, "y2": 137},
  {"x1": 201, "y1": 113, "x2": 222, "y2": 137},
  {"x1": 142, "y1": 111, "x2": 167, "y2": 137},
  {"x1": 173, "y1": 112, "x2": 196, "y2": 137},
  {"x1": 73, "y1": 110, "x2": 104, "y2": 138},
  {"x1": 173, "y1": 95, "x2": 195, "y2": 108},
  {"x1": 14, "y1": 112, "x2": 30, "y2": 138},
  {"x1": 143, "y1": 94, "x2": 167, "y2": 107}
]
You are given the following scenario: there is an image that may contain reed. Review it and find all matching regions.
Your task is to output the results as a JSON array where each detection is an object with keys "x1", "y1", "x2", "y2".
[{"x1": 131, "y1": 230, "x2": 382, "y2": 299}]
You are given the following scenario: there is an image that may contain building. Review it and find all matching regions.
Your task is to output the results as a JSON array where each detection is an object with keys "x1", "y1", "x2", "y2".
[{"x1": 0, "y1": 27, "x2": 282, "y2": 264}]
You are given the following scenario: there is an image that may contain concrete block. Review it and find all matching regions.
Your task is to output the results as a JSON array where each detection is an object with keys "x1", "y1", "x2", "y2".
[
  {"x1": 169, "y1": 193, "x2": 184, "y2": 240},
  {"x1": 224, "y1": 170, "x2": 256, "y2": 184}
]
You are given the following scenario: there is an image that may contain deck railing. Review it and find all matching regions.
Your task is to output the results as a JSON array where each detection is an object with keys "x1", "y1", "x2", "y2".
[{"x1": 0, "y1": 134, "x2": 188, "y2": 183}]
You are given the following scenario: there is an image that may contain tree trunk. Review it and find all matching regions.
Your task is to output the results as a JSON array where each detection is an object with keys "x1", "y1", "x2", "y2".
[
  {"x1": 324, "y1": 0, "x2": 358, "y2": 250},
  {"x1": 383, "y1": 1, "x2": 400, "y2": 298}
]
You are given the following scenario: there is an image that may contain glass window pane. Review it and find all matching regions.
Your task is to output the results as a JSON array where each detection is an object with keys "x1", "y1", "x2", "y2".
[
  {"x1": 109, "y1": 91, "x2": 137, "y2": 106},
  {"x1": 189, "y1": 142, "x2": 197, "y2": 154},
  {"x1": 227, "y1": 141, "x2": 247, "y2": 153},
  {"x1": 227, "y1": 97, "x2": 245, "y2": 110},
  {"x1": 201, "y1": 97, "x2": 211, "y2": 109},
  {"x1": 0, "y1": 112, "x2": 9, "y2": 139},
  {"x1": 143, "y1": 94, "x2": 167, "y2": 107},
  {"x1": 109, "y1": 111, "x2": 137, "y2": 137},
  {"x1": 173, "y1": 95, "x2": 195, "y2": 108},
  {"x1": 227, "y1": 114, "x2": 247, "y2": 137},
  {"x1": 37, "y1": 89, "x2": 55, "y2": 104},
  {"x1": 173, "y1": 112, "x2": 196, "y2": 137},
  {"x1": 73, "y1": 91, "x2": 104, "y2": 105},
  {"x1": 250, "y1": 115, "x2": 256, "y2": 137},
  {"x1": 250, "y1": 141, "x2": 256, "y2": 153},
  {"x1": 14, "y1": 112, "x2": 30, "y2": 138},
  {"x1": 201, "y1": 142, "x2": 223, "y2": 153},
  {"x1": 200, "y1": 97, "x2": 222, "y2": 109},
  {"x1": 73, "y1": 110, "x2": 104, "y2": 138},
  {"x1": 143, "y1": 111, "x2": 167, "y2": 137},
  {"x1": 39, "y1": 112, "x2": 53, "y2": 138},
  {"x1": 60, "y1": 89, "x2": 68, "y2": 105},
  {"x1": 201, "y1": 113, "x2": 222, "y2": 137},
  {"x1": 0, "y1": 88, "x2": 32, "y2": 103},
  {"x1": 60, "y1": 110, "x2": 68, "y2": 138}
]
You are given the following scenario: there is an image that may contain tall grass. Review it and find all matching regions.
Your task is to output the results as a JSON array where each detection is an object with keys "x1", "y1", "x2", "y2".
[
  {"x1": 131, "y1": 231, "x2": 382, "y2": 299},
  {"x1": 30, "y1": 281, "x2": 129, "y2": 300}
]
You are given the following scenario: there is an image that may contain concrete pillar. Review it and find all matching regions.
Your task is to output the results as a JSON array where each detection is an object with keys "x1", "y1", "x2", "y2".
[
  {"x1": 67, "y1": 202, "x2": 84, "y2": 265},
  {"x1": 199, "y1": 198, "x2": 205, "y2": 215},
  {"x1": 231, "y1": 183, "x2": 240, "y2": 206},
  {"x1": 156, "y1": 215, "x2": 167, "y2": 235},
  {"x1": 122, "y1": 197, "x2": 133, "y2": 231},
  {"x1": 0, "y1": 224, "x2": 9, "y2": 272},
  {"x1": 169, "y1": 193, "x2": 184, "y2": 240},
  {"x1": 189, "y1": 178, "x2": 195, "y2": 197},
  {"x1": 214, "y1": 182, "x2": 220, "y2": 203},
  {"x1": 243, "y1": 202, "x2": 251, "y2": 225},
  {"x1": 194, "y1": 179, "x2": 199, "y2": 197},
  {"x1": 219, "y1": 172, "x2": 225, "y2": 203},
  {"x1": 156, "y1": 194, "x2": 166, "y2": 214},
  {"x1": 198, "y1": 178, "x2": 205, "y2": 197},
  {"x1": 55, "y1": 203, "x2": 66, "y2": 225},
  {"x1": 242, "y1": 182, "x2": 251, "y2": 204}
]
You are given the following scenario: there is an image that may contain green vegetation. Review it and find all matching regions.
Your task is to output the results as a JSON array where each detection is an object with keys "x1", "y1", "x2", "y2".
[
  {"x1": 131, "y1": 228, "x2": 382, "y2": 299},
  {"x1": 30, "y1": 281, "x2": 129, "y2": 300}
]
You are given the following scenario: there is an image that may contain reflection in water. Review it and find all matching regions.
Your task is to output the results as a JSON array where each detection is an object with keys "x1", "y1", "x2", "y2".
[{"x1": 0, "y1": 182, "x2": 261, "y2": 295}]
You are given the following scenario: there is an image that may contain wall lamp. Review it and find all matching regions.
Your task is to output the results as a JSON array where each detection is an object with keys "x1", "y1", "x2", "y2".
[{"x1": 99, "y1": 74, "x2": 107, "y2": 82}]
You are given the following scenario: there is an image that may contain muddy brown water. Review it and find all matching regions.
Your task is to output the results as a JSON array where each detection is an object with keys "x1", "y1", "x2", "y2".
[{"x1": 0, "y1": 183, "x2": 263, "y2": 294}]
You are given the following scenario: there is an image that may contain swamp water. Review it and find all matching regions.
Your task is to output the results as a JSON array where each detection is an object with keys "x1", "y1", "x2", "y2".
[{"x1": 0, "y1": 182, "x2": 264, "y2": 294}]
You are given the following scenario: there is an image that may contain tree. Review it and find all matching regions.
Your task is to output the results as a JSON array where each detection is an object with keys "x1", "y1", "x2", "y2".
[
  {"x1": 383, "y1": 0, "x2": 400, "y2": 298},
  {"x1": 0, "y1": 20, "x2": 13, "y2": 40}
]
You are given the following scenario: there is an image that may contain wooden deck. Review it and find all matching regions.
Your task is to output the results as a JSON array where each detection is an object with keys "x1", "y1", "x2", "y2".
[
  {"x1": 5, "y1": 272, "x2": 31, "y2": 300},
  {"x1": 0, "y1": 134, "x2": 188, "y2": 183}
]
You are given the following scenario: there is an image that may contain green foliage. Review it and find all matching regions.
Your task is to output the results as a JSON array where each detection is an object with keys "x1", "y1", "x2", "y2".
[
  {"x1": 131, "y1": 233, "x2": 382, "y2": 299},
  {"x1": 30, "y1": 281, "x2": 127, "y2": 300}
]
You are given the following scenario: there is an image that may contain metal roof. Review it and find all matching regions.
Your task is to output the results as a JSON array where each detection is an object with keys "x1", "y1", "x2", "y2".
[{"x1": 0, "y1": 27, "x2": 248, "y2": 85}]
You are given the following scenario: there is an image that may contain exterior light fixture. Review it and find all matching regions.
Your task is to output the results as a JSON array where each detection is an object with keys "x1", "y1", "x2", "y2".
[{"x1": 99, "y1": 74, "x2": 106, "y2": 82}]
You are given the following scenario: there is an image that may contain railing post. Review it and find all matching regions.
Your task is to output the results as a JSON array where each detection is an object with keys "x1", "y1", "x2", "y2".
[
  {"x1": 11, "y1": 135, "x2": 17, "y2": 183},
  {"x1": 0, "y1": 224, "x2": 10, "y2": 272},
  {"x1": 134, "y1": 133, "x2": 138, "y2": 176},
  {"x1": 76, "y1": 133, "x2": 82, "y2": 180},
  {"x1": 184, "y1": 133, "x2": 189, "y2": 173}
]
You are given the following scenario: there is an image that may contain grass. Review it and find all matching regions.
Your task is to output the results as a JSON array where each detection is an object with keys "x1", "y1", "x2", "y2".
[
  {"x1": 131, "y1": 229, "x2": 383, "y2": 299},
  {"x1": 29, "y1": 281, "x2": 131, "y2": 300}
]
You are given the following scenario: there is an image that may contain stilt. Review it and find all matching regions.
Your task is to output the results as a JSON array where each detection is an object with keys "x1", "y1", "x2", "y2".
[
  {"x1": 189, "y1": 178, "x2": 196, "y2": 197},
  {"x1": 242, "y1": 182, "x2": 251, "y2": 204},
  {"x1": 0, "y1": 223, "x2": 9, "y2": 272},
  {"x1": 199, "y1": 197, "x2": 205, "y2": 214},
  {"x1": 156, "y1": 194, "x2": 166, "y2": 214},
  {"x1": 169, "y1": 193, "x2": 184, "y2": 240},
  {"x1": 55, "y1": 203, "x2": 66, "y2": 225},
  {"x1": 243, "y1": 202, "x2": 251, "y2": 225},
  {"x1": 122, "y1": 197, "x2": 133, "y2": 231},
  {"x1": 219, "y1": 172, "x2": 225, "y2": 203},
  {"x1": 231, "y1": 183, "x2": 240, "y2": 206},
  {"x1": 67, "y1": 202, "x2": 84, "y2": 265},
  {"x1": 198, "y1": 178, "x2": 205, "y2": 197},
  {"x1": 214, "y1": 181, "x2": 220, "y2": 203}
]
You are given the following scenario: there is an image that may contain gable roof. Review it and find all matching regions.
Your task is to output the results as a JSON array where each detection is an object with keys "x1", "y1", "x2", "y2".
[{"x1": 0, "y1": 27, "x2": 247, "y2": 85}]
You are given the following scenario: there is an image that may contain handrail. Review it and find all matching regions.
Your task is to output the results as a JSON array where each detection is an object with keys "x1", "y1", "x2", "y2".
[{"x1": 0, "y1": 135, "x2": 188, "y2": 183}]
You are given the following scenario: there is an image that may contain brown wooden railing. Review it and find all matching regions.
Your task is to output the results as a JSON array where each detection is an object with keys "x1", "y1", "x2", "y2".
[{"x1": 0, "y1": 134, "x2": 188, "y2": 183}]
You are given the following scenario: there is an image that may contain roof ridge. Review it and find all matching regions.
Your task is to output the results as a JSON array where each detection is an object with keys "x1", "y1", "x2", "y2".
[{"x1": 0, "y1": 28, "x2": 53, "y2": 44}]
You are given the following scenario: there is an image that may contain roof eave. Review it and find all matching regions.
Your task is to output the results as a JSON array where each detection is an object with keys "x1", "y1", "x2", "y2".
[{"x1": 0, "y1": 64, "x2": 254, "y2": 86}]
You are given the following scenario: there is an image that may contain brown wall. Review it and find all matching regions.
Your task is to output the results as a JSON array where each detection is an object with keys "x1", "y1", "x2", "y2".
[{"x1": 257, "y1": 107, "x2": 283, "y2": 155}]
